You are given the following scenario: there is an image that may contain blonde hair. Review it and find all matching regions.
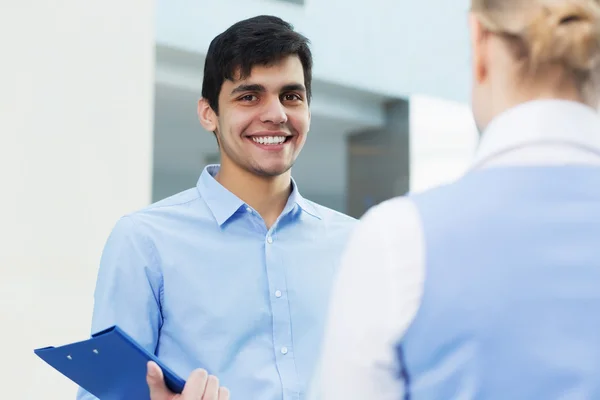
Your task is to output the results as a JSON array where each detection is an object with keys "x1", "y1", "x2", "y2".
[{"x1": 471, "y1": 0, "x2": 600, "y2": 102}]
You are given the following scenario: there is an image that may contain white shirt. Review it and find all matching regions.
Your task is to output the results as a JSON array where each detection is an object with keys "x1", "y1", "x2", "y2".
[{"x1": 309, "y1": 100, "x2": 600, "y2": 400}]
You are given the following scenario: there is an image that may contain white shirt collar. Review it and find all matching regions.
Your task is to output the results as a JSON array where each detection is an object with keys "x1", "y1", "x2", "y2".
[{"x1": 471, "y1": 100, "x2": 600, "y2": 169}]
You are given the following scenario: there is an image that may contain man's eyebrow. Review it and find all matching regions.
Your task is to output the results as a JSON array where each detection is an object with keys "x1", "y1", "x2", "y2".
[
  {"x1": 230, "y1": 83, "x2": 306, "y2": 96},
  {"x1": 230, "y1": 84, "x2": 266, "y2": 95},
  {"x1": 282, "y1": 84, "x2": 306, "y2": 92}
]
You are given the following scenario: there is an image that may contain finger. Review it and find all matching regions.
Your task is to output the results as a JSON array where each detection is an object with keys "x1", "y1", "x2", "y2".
[
  {"x1": 201, "y1": 375, "x2": 219, "y2": 400},
  {"x1": 218, "y1": 387, "x2": 230, "y2": 400},
  {"x1": 146, "y1": 361, "x2": 173, "y2": 400},
  {"x1": 181, "y1": 368, "x2": 209, "y2": 399}
]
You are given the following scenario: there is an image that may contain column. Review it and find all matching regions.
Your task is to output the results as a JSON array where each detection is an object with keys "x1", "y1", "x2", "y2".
[{"x1": 0, "y1": 1, "x2": 155, "y2": 398}]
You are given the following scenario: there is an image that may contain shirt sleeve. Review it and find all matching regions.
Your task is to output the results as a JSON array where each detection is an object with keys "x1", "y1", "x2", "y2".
[
  {"x1": 307, "y1": 197, "x2": 425, "y2": 400},
  {"x1": 76, "y1": 216, "x2": 163, "y2": 400}
]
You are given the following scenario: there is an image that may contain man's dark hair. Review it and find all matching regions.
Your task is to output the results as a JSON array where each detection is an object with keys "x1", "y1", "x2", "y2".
[{"x1": 201, "y1": 15, "x2": 313, "y2": 114}]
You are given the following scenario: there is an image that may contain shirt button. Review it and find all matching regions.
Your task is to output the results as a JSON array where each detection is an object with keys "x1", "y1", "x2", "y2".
[
  {"x1": 245, "y1": 207, "x2": 252, "y2": 213},
  {"x1": 275, "y1": 290, "x2": 282, "y2": 298},
  {"x1": 281, "y1": 347, "x2": 288, "y2": 355},
  {"x1": 267, "y1": 236, "x2": 273, "y2": 244}
]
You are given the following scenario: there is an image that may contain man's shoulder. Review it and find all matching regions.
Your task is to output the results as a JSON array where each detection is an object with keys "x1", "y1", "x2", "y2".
[
  {"x1": 148, "y1": 187, "x2": 202, "y2": 210},
  {"x1": 302, "y1": 199, "x2": 357, "y2": 225},
  {"x1": 114, "y1": 187, "x2": 204, "y2": 232},
  {"x1": 305, "y1": 199, "x2": 356, "y2": 222}
]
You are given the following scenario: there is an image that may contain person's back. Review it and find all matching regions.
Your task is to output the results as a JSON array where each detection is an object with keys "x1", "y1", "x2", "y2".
[
  {"x1": 403, "y1": 161, "x2": 600, "y2": 398},
  {"x1": 312, "y1": 1, "x2": 600, "y2": 398}
]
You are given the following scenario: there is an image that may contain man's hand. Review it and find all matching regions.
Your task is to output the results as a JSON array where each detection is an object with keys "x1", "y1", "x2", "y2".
[{"x1": 146, "y1": 361, "x2": 230, "y2": 400}]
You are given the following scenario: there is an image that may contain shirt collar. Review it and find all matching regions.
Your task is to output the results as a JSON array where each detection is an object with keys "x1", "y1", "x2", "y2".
[
  {"x1": 196, "y1": 164, "x2": 321, "y2": 226},
  {"x1": 288, "y1": 179, "x2": 322, "y2": 220},
  {"x1": 472, "y1": 100, "x2": 600, "y2": 169}
]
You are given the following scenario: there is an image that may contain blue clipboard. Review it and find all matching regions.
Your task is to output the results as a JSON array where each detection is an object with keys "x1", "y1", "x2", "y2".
[{"x1": 34, "y1": 326, "x2": 186, "y2": 399}]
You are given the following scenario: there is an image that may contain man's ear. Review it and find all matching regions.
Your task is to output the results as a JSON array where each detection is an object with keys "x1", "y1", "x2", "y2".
[
  {"x1": 198, "y1": 98, "x2": 218, "y2": 132},
  {"x1": 469, "y1": 13, "x2": 489, "y2": 85}
]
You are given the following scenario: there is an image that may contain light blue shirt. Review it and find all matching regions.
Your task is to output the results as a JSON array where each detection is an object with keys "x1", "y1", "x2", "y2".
[{"x1": 77, "y1": 165, "x2": 356, "y2": 400}]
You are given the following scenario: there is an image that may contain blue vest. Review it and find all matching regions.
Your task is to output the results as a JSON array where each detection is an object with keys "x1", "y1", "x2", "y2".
[{"x1": 398, "y1": 165, "x2": 600, "y2": 399}]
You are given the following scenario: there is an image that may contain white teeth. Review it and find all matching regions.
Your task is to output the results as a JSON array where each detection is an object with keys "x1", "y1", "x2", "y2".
[{"x1": 251, "y1": 136, "x2": 286, "y2": 145}]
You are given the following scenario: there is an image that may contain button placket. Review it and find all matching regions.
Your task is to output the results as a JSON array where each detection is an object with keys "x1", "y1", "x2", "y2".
[{"x1": 264, "y1": 228, "x2": 298, "y2": 395}]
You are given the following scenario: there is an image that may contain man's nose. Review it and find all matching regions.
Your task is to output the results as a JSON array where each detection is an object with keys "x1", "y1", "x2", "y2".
[{"x1": 260, "y1": 97, "x2": 288, "y2": 124}]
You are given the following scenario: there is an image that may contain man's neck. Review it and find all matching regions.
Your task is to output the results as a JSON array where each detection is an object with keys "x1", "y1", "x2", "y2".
[{"x1": 215, "y1": 163, "x2": 292, "y2": 229}]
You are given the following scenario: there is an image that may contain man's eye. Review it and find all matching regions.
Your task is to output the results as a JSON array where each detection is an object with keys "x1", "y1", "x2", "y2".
[
  {"x1": 283, "y1": 94, "x2": 301, "y2": 101},
  {"x1": 240, "y1": 95, "x2": 257, "y2": 102}
]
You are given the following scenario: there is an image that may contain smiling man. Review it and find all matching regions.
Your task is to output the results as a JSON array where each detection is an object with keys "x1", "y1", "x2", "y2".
[{"x1": 76, "y1": 15, "x2": 356, "y2": 400}]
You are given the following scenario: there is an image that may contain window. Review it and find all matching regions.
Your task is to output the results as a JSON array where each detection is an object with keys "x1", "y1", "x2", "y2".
[{"x1": 409, "y1": 95, "x2": 478, "y2": 193}]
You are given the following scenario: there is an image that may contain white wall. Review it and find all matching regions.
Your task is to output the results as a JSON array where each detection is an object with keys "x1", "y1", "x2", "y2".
[{"x1": 0, "y1": 1, "x2": 155, "y2": 398}]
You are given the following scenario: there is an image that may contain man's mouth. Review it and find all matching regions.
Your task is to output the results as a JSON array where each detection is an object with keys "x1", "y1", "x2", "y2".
[{"x1": 250, "y1": 136, "x2": 290, "y2": 145}]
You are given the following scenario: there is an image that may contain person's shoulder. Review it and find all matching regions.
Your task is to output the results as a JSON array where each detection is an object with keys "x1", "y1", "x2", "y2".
[
  {"x1": 365, "y1": 195, "x2": 416, "y2": 217},
  {"x1": 112, "y1": 187, "x2": 203, "y2": 233},
  {"x1": 343, "y1": 197, "x2": 423, "y2": 262},
  {"x1": 303, "y1": 199, "x2": 357, "y2": 226},
  {"x1": 141, "y1": 187, "x2": 202, "y2": 213},
  {"x1": 355, "y1": 195, "x2": 420, "y2": 234},
  {"x1": 137, "y1": 187, "x2": 202, "y2": 215}
]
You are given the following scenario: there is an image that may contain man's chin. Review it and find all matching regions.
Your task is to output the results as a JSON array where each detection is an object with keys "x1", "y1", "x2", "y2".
[{"x1": 251, "y1": 162, "x2": 294, "y2": 178}]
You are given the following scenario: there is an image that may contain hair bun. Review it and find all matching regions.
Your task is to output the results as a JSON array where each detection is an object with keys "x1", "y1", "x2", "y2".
[{"x1": 525, "y1": 0, "x2": 600, "y2": 72}]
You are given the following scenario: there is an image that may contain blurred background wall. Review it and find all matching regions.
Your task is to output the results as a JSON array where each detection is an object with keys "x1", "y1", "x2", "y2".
[
  {"x1": 152, "y1": 0, "x2": 477, "y2": 216},
  {"x1": 1, "y1": 0, "x2": 477, "y2": 398}
]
